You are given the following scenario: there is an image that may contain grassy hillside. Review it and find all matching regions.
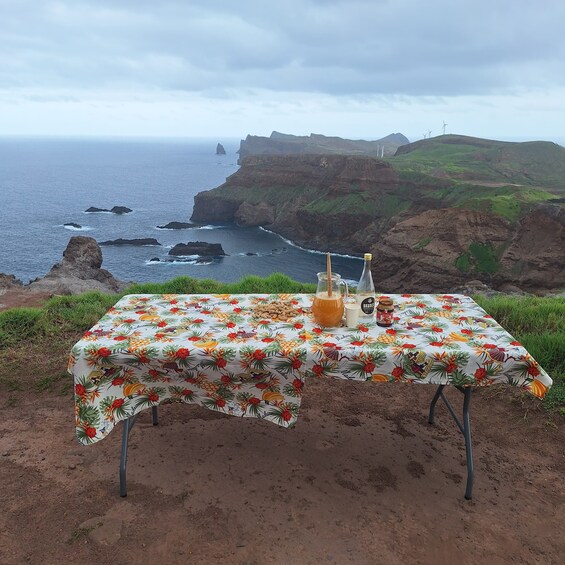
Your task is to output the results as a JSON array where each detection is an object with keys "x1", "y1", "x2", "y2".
[
  {"x1": 392, "y1": 134, "x2": 565, "y2": 193},
  {"x1": 0, "y1": 275, "x2": 563, "y2": 416}
]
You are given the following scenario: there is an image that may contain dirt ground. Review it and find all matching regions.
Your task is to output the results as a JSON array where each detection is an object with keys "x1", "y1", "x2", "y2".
[
  {"x1": 1, "y1": 378, "x2": 564, "y2": 565},
  {"x1": 0, "y1": 288, "x2": 54, "y2": 311}
]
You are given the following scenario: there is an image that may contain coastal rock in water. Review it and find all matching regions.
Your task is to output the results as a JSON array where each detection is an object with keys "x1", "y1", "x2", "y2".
[
  {"x1": 85, "y1": 206, "x2": 109, "y2": 213},
  {"x1": 64, "y1": 222, "x2": 82, "y2": 229},
  {"x1": 169, "y1": 242, "x2": 226, "y2": 257},
  {"x1": 0, "y1": 273, "x2": 23, "y2": 289},
  {"x1": 110, "y1": 206, "x2": 132, "y2": 215},
  {"x1": 216, "y1": 143, "x2": 226, "y2": 155},
  {"x1": 28, "y1": 236, "x2": 127, "y2": 295},
  {"x1": 85, "y1": 206, "x2": 132, "y2": 214},
  {"x1": 156, "y1": 221, "x2": 194, "y2": 230},
  {"x1": 234, "y1": 201, "x2": 275, "y2": 227},
  {"x1": 99, "y1": 238, "x2": 161, "y2": 246}
]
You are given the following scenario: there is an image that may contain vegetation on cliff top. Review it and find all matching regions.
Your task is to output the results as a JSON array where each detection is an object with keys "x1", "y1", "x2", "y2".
[
  {"x1": 201, "y1": 134, "x2": 564, "y2": 226},
  {"x1": 391, "y1": 135, "x2": 564, "y2": 221},
  {"x1": 0, "y1": 274, "x2": 563, "y2": 416},
  {"x1": 393, "y1": 134, "x2": 565, "y2": 192}
]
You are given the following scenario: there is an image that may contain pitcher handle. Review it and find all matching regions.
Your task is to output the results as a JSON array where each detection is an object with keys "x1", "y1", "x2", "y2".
[{"x1": 339, "y1": 280, "x2": 348, "y2": 302}]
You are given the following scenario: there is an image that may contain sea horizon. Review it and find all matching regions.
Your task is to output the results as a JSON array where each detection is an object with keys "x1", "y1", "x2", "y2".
[{"x1": 1, "y1": 132, "x2": 563, "y2": 147}]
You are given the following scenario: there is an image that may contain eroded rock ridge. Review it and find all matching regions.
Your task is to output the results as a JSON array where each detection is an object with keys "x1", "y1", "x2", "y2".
[{"x1": 191, "y1": 145, "x2": 565, "y2": 293}]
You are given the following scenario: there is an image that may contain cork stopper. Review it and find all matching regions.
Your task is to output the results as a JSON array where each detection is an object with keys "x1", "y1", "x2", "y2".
[{"x1": 364, "y1": 253, "x2": 372, "y2": 261}]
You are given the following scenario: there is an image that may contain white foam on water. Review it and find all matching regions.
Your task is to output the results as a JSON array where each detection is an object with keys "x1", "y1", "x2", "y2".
[
  {"x1": 258, "y1": 227, "x2": 363, "y2": 260},
  {"x1": 144, "y1": 258, "x2": 214, "y2": 266},
  {"x1": 191, "y1": 224, "x2": 227, "y2": 230}
]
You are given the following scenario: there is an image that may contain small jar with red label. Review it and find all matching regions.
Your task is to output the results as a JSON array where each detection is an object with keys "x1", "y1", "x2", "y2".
[{"x1": 376, "y1": 297, "x2": 394, "y2": 327}]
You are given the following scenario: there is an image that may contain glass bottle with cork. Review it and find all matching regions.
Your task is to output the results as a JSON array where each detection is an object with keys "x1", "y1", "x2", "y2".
[{"x1": 356, "y1": 252, "x2": 376, "y2": 324}]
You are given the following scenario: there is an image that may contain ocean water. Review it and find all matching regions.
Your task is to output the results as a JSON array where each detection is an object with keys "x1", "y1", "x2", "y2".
[{"x1": 0, "y1": 137, "x2": 362, "y2": 286}]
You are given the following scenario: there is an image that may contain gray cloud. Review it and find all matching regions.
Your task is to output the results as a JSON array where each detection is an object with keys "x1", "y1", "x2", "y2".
[{"x1": 0, "y1": 0, "x2": 564, "y2": 97}]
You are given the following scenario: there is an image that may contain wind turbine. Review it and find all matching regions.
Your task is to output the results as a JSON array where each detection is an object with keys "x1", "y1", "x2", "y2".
[
  {"x1": 428, "y1": 129, "x2": 432, "y2": 138},
  {"x1": 442, "y1": 121, "x2": 447, "y2": 135},
  {"x1": 423, "y1": 132, "x2": 427, "y2": 139}
]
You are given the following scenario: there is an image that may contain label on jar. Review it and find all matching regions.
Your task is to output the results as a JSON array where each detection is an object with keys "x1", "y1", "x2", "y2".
[
  {"x1": 377, "y1": 308, "x2": 394, "y2": 327},
  {"x1": 360, "y1": 296, "x2": 375, "y2": 315}
]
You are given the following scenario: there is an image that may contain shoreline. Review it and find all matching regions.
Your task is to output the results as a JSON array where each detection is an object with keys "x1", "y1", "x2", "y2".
[
  {"x1": 2, "y1": 227, "x2": 565, "y2": 298},
  {"x1": 257, "y1": 226, "x2": 363, "y2": 261}
]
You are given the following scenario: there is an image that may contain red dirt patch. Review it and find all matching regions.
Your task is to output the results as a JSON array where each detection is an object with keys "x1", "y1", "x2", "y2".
[
  {"x1": 1, "y1": 379, "x2": 564, "y2": 564},
  {"x1": 0, "y1": 289, "x2": 54, "y2": 312}
]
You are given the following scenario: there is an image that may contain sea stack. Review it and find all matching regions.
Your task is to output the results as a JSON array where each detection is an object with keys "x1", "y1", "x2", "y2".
[
  {"x1": 27, "y1": 236, "x2": 127, "y2": 295},
  {"x1": 216, "y1": 143, "x2": 226, "y2": 155}
]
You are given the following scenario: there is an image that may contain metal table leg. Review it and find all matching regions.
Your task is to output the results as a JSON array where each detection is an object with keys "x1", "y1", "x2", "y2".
[
  {"x1": 119, "y1": 406, "x2": 159, "y2": 497},
  {"x1": 428, "y1": 385, "x2": 474, "y2": 500}
]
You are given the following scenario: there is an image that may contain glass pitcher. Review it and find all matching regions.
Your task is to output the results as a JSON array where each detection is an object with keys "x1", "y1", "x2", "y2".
[{"x1": 312, "y1": 272, "x2": 348, "y2": 327}]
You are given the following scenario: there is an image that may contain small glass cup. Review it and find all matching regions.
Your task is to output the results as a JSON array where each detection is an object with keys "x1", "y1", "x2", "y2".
[{"x1": 344, "y1": 302, "x2": 360, "y2": 328}]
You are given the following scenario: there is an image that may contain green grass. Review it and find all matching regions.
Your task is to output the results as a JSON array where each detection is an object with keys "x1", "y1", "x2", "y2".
[
  {"x1": 452, "y1": 186, "x2": 556, "y2": 222},
  {"x1": 303, "y1": 192, "x2": 412, "y2": 218},
  {"x1": 469, "y1": 242, "x2": 499, "y2": 273},
  {"x1": 413, "y1": 237, "x2": 432, "y2": 251},
  {"x1": 304, "y1": 192, "x2": 373, "y2": 215},
  {"x1": 380, "y1": 194, "x2": 412, "y2": 216},
  {"x1": 126, "y1": 273, "x2": 316, "y2": 296},
  {"x1": 0, "y1": 273, "x2": 315, "y2": 347},
  {"x1": 392, "y1": 135, "x2": 565, "y2": 191},
  {"x1": 453, "y1": 244, "x2": 500, "y2": 274},
  {"x1": 0, "y1": 307, "x2": 44, "y2": 347},
  {"x1": 475, "y1": 295, "x2": 565, "y2": 411},
  {"x1": 0, "y1": 276, "x2": 563, "y2": 415},
  {"x1": 41, "y1": 292, "x2": 119, "y2": 336},
  {"x1": 473, "y1": 295, "x2": 565, "y2": 334},
  {"x1": 455, "y1": 242, "x2": 507, "y2": 273},
  {"x1": 455, "y1": 252, "x2": 471, "y2": 272}
]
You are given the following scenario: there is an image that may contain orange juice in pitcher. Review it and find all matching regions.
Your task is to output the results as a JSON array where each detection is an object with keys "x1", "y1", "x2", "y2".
[{"x1": 311, "y1": 272, "x2": 348, "y2": 327}]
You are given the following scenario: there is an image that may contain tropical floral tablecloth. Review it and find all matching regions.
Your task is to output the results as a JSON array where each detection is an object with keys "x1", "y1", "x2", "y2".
[{"x1": 69, "y1": 293, "x2": 552, "y2": 444}]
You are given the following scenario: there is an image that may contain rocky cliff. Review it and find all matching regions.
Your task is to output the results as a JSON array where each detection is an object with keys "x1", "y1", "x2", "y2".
[
  {"x1": 191, "y1": 145, "x2": 565, "y2": 293},
  {"x1": 27, "y1": 236, "x2": 128, "y2": 295},
  {"x1": 237, "y1": 131, "x2": 409, "y2": 163}
]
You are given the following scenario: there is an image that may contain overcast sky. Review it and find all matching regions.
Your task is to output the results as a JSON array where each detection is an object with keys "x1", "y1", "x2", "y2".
[{"x1": 1, "y1": 0, "x2": 564, "y2": 142}]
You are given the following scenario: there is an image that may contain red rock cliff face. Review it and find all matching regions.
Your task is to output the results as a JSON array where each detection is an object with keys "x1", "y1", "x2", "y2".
[
  {"x1": 499, "y1": 204, "x2": 565, "y2": 289},
  {"x1": 192, "y1": 155, "x2": 409, "y2": 254},
  {"x1": 191, "y1": 155, "x2": 565, "y2": 292},
  {"x1": 373, "y1": 209, "x2": 512, "y2": 292}
]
